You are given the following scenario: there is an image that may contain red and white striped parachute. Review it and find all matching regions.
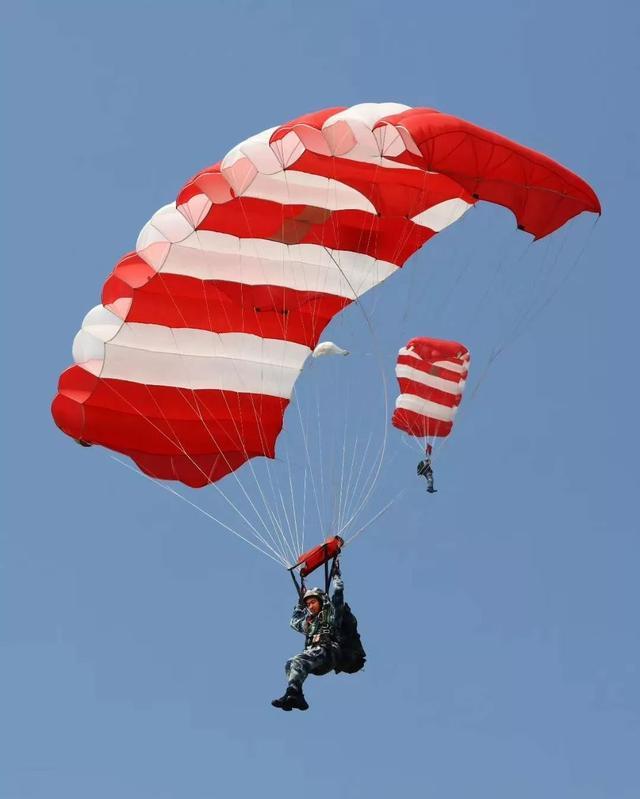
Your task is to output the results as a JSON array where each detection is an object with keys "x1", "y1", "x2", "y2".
[
  {"x1": 392, "y1": 337, "x2": 470, "y2": 440},
  {"x1": 51, "y1": 102, "x2": 600, "y2": 488}
]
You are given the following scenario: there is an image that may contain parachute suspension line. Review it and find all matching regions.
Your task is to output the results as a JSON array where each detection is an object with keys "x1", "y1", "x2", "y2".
[
  {"x1": 430, "y1": 221, "x2": 599, "y2": 470},
  {"x1": 505, "y1": 217, "x2": 599, "y2": 351},
  {"x1": 172, "y1": 367, "x2": 295, "y2": 565},
  {"x1": 313, "y1": 371, "x2": 330, "y2": 538},
  {"x1": 396, "y1": 168, "x2": 440, "y2": 325},
  {"x1": 343, "y1": 487, "x2": 408, "y2": 547},
  {"x1": 109, "y1": 456, "x2": 287, "y2": 567},
  {"x1": 291, "y1": 382, "x2": 326, "y2": 546},
  {"x1": 190, "y1": 200, "x2": 297, "y2": 565},
  {"x1": 278, "y1": 167, "x2": 330, "y2": 560},
  {"x1": 340, "y1": 378, "x2": 372, "y2": 532},
  {"x1": 100, "y1": 337, "x2": 288, "y2": 565},
  {"x1": 340, "y1": 431, "x2": 370, "y2": 535},
  {"x1": 336, "y1": 431, "x2": 388, "y2": 537},
  {"x1": 301, "y1": 459, "x2": 308, "y2": 556},
  {"x1": 341, "y1": 431, "x2": 375, "y2": 529},
  {"x1": 325, "y1": 361, "x2": 352, "y2": 536},
  {"x1": 451, "y1": 218, "x2": 599, "y2": 457},
  {"x1": 145, "y1": 267, "x2": 286, "y2": 557},
  {"x1": 333, "y1": 420, "x2": 353, "y2": 535},
  {"x1": 333, "y1": 166, "x2": 453, "y2": 535},
  {"x1": 284, "y1": 446, "x2": 302, "y2": 562},
  {"x1": 465, "y1": 231, "x2": 535, "y2": 338},
  {"x1": 185, "y1": 227, "x2": 298, "y2": 565},
  {"x1": 411, "y1": 231, "x2": 535, "y2": 469},
  {"x1": 316, "y1": 245, "x2": 390, "y2": 537},
  {"x1": 152, "y1": 274, "x2": 295, "y2": 565},
  {"x1": 402, "y1": 205, "x2": 476, "y2": 324},
  {"x1": 329, "y1": 157, "x2": 390, "y2": 509}
]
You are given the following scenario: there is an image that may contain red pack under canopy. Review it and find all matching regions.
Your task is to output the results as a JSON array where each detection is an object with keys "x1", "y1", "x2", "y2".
[{"x1": 292, "y1": 536, "x2": 344, "y2": 578}]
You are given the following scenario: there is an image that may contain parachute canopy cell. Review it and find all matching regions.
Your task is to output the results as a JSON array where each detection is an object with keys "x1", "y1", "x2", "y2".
[
  {"x1": 51, "y1": 103, "x2": 600, "y2": 487},
  {"x1": 392, "y1": 337, "x2": 470, "y2": 439}
]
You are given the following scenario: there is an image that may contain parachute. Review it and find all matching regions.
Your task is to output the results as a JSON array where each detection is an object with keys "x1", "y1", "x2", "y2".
[
  {"x1": 392, "y1": 337, "x2": 470, "y2": 441},
  {"x1": 50, "y1": 102, "x2": 599, "y2": 564}
]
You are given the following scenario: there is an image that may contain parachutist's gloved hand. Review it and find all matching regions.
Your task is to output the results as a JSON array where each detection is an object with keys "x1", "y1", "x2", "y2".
[{"x1": 334, "y1": 559, "x2": 341, "y2": 577}]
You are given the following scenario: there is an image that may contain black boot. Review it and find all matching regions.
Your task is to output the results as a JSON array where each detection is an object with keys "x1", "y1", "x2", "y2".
[
  {"x1": 271, "y1": 688, "x2": 293, "y2": 711},
  {"x1": 271, "y1": 686, "x2": 309, "y2": 711},
  {"x1": 287, "y1": 686, "x2": 309, "y2": 711}
]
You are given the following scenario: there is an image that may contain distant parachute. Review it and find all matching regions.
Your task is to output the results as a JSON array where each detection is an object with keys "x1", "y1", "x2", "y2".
[
  {"x1": 392, "y1": 337, "x2": 470, "y2": 441},
  {"x1": 51, "y1": 103, "x2": 600, "y2": 491}
]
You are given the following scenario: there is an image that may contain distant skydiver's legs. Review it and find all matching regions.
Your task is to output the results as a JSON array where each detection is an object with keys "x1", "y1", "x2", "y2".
[{"x1": 426, "y1": 471, "x2": 435, "y2": 493}]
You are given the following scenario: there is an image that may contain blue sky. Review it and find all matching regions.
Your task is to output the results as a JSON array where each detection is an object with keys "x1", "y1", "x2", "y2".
[{"x1": 2, "y1": 2, "x2": 638, "y2": 798}]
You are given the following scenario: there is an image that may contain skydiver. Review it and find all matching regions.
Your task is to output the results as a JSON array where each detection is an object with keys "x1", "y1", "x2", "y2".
[
  {"x1": 417, "y1": 444, "x2": 436, "y2": 493},
  {"x1": 272, "y1": 561, "x2": 345, "y2": 712}
]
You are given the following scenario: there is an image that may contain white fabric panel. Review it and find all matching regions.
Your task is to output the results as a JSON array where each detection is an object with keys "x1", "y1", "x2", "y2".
[
  {"x1": 398, "y1": 347, "x2": 421, "y2": 360},
  {"x1": 239, "y1": 170, "x2": 377, "y2": 213},
  {"x1": 395, "y1": 394, "x2": 459, "y2": 422},
  {"x1": 372, "y1": 123, "x2": 406, "y2": 157},
  {"x1": 395, "y1": 364, "x2": 463, "y2": 394},
  {"x1": 222, "y1": 126, "x2": 279, "y2": 171},
  {"x1": 72, "y1": 305, "x2": 123, "y2": 364},
  {"x1": 270, "y1": 131, "x2": 306, "y2": 169},
  {"x1": 136, "y1": 203, "x2": 192, "y2": 254},
  {"x1": 101, "y1": 327, "x2": 310, "y2": 398},
  {"x1": 411, "y1": 198, "x2": 473, "y2": 232},
  {"x1": 433, "y1": 358, "x2": 469, "y2": 374},
  {"x1": 158, "y1": 234, "x2": 398, "y2": 299},
  {"x1": 322, "y1": 103, "x2": 418, "y2": 169},
  {"x1": 323, "y1": 103, "x2": 411, "y2": 130},
  {"x1": 145, "y1": 202, "x2": 194, "y2": 243},
  {"x1": 73, "y1": 329, "x2": 105, "y2": 364}
]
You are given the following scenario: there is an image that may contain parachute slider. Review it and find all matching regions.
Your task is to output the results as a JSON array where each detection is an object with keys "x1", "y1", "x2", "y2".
[
  {"x1": 291, "y1": 536, "x2": 344, "y2": 577},
  {"x1": 288, "y1": 536, "x2": 344, "y2": 597}
]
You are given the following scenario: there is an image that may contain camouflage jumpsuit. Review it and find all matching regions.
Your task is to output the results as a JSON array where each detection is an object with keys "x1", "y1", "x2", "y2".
[{"x1": 285, "y1": 576, "x2": 344, "y2": 690}]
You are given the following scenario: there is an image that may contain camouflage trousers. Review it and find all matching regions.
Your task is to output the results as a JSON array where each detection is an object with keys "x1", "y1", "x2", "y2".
[{"x1": 285, "y1": 645, "x2": 335, "y2": 690}]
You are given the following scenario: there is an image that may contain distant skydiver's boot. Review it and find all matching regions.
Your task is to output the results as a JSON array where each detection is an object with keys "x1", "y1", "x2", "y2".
[{"x1": 271, "y1": 686, "x2": 309, "y2": 711}]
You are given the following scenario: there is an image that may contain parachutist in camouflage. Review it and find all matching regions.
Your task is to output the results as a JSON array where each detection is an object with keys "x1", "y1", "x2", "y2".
[
  {"x1": 417, "y1": 444, "x2": 437, "y2": 493},
  {"x1": 417, "y1": 458, "x2": 436, "y2": 492},
  {"x1": 272, "y1": 567, "x2": 345, "y2": 712}
]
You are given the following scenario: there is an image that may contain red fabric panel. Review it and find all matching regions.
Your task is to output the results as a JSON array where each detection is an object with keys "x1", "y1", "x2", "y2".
[
  {"x1": 52, "y1": 367, "x2": 288, "y2": 485},
  {"x1": 378, "y1": 108, "x2": 600, "y2": 238},
  {"x1": 392, "y1": 407, "x2": 453, "y2": 439},
  {"x1": 396, "y1": 378, "x2": 462, "y2": 408},
  {"x1": 122, "y1": 275, "x2": 351, "y2": 347},
  {"x1": 196, "y1": 201, "x2": 434, "y2": 264}
]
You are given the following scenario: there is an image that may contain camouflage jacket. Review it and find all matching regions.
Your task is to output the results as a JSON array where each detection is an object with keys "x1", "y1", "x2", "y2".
[{"x1": 290, "y1": 576, "x2": 344, "y2": 648}]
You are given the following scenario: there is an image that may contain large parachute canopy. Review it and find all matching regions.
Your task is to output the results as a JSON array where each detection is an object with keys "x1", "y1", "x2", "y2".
[
  {"x1": 51, "y1": 103, "x2": 600, "y2": 489},
  {"x1": 392, "y1": 337, "x2": 470, "y2": 440}
]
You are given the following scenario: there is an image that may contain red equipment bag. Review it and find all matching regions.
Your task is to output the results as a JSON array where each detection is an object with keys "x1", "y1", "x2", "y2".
[{"x1": 294, "y1": 536, "x2": 344, "y2": 578}]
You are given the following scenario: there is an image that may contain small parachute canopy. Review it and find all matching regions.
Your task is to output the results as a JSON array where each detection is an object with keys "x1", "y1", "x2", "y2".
[{"x1": 392, "y1": 337, "x2": 470, "y2": 439}]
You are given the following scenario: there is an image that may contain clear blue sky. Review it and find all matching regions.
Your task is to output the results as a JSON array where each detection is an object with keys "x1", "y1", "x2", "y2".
[{"x1": 2, "y1": 2, "x2": 638, "y2": 798}]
